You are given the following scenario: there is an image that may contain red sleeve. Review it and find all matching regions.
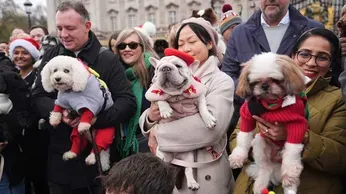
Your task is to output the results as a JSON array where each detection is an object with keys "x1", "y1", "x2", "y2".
[
  {"x1": 285, "y1": 100, "x2": 308, "y2": 144},
  {"x1": 53, "y1": 104, "x2": 63, "y2": 113},
  {"x1": 240, "y1": 101, "x2": 256, "y2": 132},
  {"x1": 80, "y1": 108, "x2": 94, "y2": 124}
]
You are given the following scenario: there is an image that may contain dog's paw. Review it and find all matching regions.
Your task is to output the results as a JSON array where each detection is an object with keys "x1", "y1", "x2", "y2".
[
  {"x1": 187, "y1": 180, "x2": 200, "y2": 191},
  {"x1": 62, "y1": 151, "x2": 77, "y2": 161},
  {"x1": 160, "y1": 107, "x2": 173, "y2": 119},
  {"x1": 281, "y1": 162, "x2": 303, "y2": 188},
  {"x1": 78, "y1": 122, "x2": 91, "y2": 133},
  {"x1": 229, "y1": 154, "x2": 247, "y2": 169},
  {"x1": 49, "y1": 112, "x2": 62, "y2": 127},
  {"x1": 85, "y1": 153, "x2": 96, "y2": 165},
  {"x1": 157, "y1": 101, "x2": 173, "y2": 119},
  {"x1": 202, "y1": 114, "x2": 217, "y2": 129}
]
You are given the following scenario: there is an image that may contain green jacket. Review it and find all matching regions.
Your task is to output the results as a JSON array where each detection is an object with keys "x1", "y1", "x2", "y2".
[{"x1": 230, "y1": 76, "x2": 346, "y2": 194}]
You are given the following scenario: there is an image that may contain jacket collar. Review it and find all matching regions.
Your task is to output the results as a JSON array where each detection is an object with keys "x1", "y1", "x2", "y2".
[
  {"x1": 58, "y1": 31, "x2": 101, "y2": 66},
  {"x1": 246, "y1": 5, "x2": 309, "y2": 54},
  {"x1": 306, "y1": 73, "x2": 332, "y2": 97}
]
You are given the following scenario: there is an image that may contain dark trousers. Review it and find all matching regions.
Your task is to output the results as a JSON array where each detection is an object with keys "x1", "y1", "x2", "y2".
[{"x1": 49, "y1": 182, "x2": 103, "y2": 194}]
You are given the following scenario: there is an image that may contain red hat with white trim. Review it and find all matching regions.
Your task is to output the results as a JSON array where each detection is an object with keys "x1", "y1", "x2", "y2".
[
  {"x1": 9, "y1": 38, "x2": 40, "y2": 61},
  {"x1": 164, "y1": 48, "x2": 195, "y2": 66}
]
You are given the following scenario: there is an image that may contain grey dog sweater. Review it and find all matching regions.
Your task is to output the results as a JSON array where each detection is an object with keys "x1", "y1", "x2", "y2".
[{"x1": 55, "y1": 75, "x2": 113, "y2": 115}]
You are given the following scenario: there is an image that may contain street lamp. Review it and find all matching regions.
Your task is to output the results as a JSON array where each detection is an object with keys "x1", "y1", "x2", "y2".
[{"x1": 23, "y1": 0, "x2": 33, "y2": 29}]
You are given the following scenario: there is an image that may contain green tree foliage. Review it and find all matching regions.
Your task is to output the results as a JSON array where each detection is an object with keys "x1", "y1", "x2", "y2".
[{"x1": 0, "y1": 0, "x2": 47, "y2": 42}]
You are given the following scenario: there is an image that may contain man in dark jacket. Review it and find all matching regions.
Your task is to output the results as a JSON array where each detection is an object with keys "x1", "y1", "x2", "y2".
[
  {"x1": 31, "y1": 1, "x2": 136, "y2": 194},
  {"x1": 221, "y1": 1, "x2": 324, "y2": 147}
]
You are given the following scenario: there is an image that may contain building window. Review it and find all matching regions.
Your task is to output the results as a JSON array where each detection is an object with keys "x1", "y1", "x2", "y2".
[
  {"x1": 110, "y1": 16, "x2": 117, "y2": 31},
  {"x1": 129, "y1": 14, "x2": 136, "y2": 27},
  {"x1": 168, "y1": 11, "x2": 176, "y2": 24},
  {"x1": 148, "y1": 12, "x2": 156, "y2": 25}
]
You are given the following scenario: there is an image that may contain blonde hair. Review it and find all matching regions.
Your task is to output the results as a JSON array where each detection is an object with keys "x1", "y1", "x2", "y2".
[
  {"x1": 116, "y1": 28, "x2": 158, "y2": 88},
  {"x1": 167, "y1": 22, "x2": 180, "y2": 48}
]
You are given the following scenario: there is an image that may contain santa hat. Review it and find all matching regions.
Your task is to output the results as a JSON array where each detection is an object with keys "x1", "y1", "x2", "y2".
[
  {"x1": 219, "y1": 4, "x2": 242, "y2": 35},
  {"x1": 9, "y1": 38, "x2": 40, "y2": 61},
  {"x1": 164, "y1": 48, "x2": 195, "y2": 66},
  {"x1": 134, "y1": 21, "x2": 156, "y2": 47}
]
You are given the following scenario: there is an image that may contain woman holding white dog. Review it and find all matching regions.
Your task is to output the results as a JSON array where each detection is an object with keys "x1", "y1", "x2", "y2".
[
  {"x1": 114, "y1": 28, "x2": 158, "y2": 159},
  {"x1": 231, "y1": 28, "x2": 346, "y2": 193},
  {"x1": 139, "y1": 17, "x2": 235, "y2": 193}
]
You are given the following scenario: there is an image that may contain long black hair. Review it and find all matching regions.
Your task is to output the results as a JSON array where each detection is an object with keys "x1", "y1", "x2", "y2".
[
  {"x1": 173, "y1": 23, "x2": 215, "y2": 56},
  {"x1": 291, "y1": 28, "x2": 341, "y2": 87}
]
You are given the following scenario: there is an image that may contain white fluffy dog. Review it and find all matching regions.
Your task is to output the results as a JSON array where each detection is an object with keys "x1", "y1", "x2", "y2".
[
  {"x1": 229, "y1": 53, "x2": 308, "y2": 194},
  {"x1": 41, "y1": 55, "x2": 114, "y2": 171}
]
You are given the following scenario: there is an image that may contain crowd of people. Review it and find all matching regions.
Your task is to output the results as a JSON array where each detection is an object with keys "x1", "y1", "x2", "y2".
[{"x1": 0, "y1": 0, "x2": 345, "y2": 194}]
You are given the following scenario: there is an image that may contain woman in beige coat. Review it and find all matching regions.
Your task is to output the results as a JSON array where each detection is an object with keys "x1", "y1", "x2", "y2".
[{"x1": 139, "y1": 17, "x2": 235, "y2": 194}]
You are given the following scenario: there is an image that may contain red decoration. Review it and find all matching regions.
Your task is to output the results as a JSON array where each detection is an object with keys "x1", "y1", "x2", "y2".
[
  {"x1": 164, "y1": 48, "x2": 195, "y2": 66},
  {"x1": 151, "y1": 89, "x2": 164, "y2": 96},
  {"x1": 222, "y1": 4, "x2": 233, "y2": 13},
  {"x1": 184, "y1": 85, "x2": 196, "y2": 95},
  {"x1": 193, "y1": 76, "x2": 201, "y2": 83}
]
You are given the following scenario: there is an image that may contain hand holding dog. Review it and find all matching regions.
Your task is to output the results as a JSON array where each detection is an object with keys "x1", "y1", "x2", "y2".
[
  {"x1": 253, "y1": 115, "x2": 287, "y2": 142},
  {"x1": 62, "y1": 109, "x2": 97, "y2": 129},
  {"x1": 148, "y1": 103, "x2": 162, "y2": 122}
]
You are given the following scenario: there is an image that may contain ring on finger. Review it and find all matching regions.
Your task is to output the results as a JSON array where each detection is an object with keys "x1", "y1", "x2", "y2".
[{"x1": 264, "y1": 129, "x2": 269, "y2": 133}]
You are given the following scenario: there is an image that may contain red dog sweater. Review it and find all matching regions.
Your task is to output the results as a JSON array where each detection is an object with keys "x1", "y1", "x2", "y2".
[{"x1": 240, "y1": 95, "x2": 308, "y2": 146}]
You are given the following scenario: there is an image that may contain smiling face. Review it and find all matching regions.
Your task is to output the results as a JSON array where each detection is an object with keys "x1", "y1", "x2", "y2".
[
  {"x1": 12, "y1": 47, "x2": 34, "y2": 69},
  {"x1": 177, "y1": 25, "x2": 210, "y2": 65},
  {"x1": 30, "y1": 28, "x2": 46, "y2": 45},
  {"x1": 260, "y1": 0, "x2": 289, "y2": 25},
  {"x1": 292, "y1": 35, "x2": 332, "y2": 81},
  {"x1": 56, "y1": 9, "x2": 91, "y2": 51},
  {"x1": 118, "y1": 33, "x2": 143, "y2": 66}
]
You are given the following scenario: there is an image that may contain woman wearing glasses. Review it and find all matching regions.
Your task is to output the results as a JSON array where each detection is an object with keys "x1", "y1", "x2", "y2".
[
  {"x1": 230, "y1": 28, "x2": 346, "y2": 193},
  {"x1": 114, "y1": 29, "x2": 158, "y2": 160}
]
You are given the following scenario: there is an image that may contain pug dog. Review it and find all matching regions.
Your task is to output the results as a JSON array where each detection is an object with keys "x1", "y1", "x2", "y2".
[{"x1": 145, "y1": 48, "x2": 216, "y2": 190}]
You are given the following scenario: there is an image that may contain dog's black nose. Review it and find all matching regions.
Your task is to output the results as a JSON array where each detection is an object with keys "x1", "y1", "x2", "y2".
[
  {"x1": 55, "y1": 77, "x2": 61, "y2": 82},
  {"x1": 161, "y1": 66, "x2": 171, "y2": 72},
  {"x1": 261, "y1": 83, "x2": 269, "y2": 90}
]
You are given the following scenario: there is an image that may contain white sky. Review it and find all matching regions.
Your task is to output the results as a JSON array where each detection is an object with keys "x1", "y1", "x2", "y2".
[{"x1": 14, "y1": 0, "x2": 47, "y2": 8}]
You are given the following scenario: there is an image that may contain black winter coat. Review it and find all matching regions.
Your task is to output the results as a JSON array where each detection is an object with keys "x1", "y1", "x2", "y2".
[{"x1": 31, "y1": 31, "x2": 137, "y2": 188}]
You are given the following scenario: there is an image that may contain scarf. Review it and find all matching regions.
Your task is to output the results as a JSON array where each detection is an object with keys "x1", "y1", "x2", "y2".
[{"x1": 117, "y1": 52, "x2": 152, "y2": 158}]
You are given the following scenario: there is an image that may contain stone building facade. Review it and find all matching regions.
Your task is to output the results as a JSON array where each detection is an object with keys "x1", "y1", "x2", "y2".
[{"x1": 46, "y1": 0, "x2": 259, "y2": 41}]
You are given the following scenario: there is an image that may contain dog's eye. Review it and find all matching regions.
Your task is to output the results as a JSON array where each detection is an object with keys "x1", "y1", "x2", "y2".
[
  {"x1": 174, "y1": 64, "x2": 182, "y2": 68},
  {"x1": 271, "y1": 78, "x2": 281, "y2": 84},
  {"x1": 64, "y1": 69, "x2": 70, "y2": 73},
  {"x1": 53, "y1": 69, "x2": 58, "y2": 73}
]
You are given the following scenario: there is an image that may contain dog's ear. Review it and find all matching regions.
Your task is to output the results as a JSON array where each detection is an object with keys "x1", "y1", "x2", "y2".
[
  {"x1": 149, "y1": 57, "x2": 160, "y2": 69},
  {"x1": 277, "y1": 55, "x2": 305, "y2": 95},
  {"x1": 71, "y1": 61, "x2": 89, "y2": 92},
  {"x1": 41, "y1": 63, "x2": 55, "y2": 93},
  {"x1": 236, "y1": 59, "x2": 252, "y2": 98}
]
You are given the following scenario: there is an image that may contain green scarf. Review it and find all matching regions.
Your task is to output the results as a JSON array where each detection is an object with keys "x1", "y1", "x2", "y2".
[{"x1": 117, "y1": 52, "x2": 152, "y2": 158}]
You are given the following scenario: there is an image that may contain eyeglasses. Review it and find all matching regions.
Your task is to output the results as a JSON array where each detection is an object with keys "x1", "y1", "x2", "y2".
[
  {"x1": 117, "y1": 42, "x2": 142, "y2": 50},
  {"x1": 296, "y1": 50, "x2": 331, "y2": 67}
]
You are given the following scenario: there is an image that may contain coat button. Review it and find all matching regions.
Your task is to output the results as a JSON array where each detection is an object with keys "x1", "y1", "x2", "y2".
[
  {"x1": 293, "y1": 34, "x2": 296, "y2": 38},
  {"x1": 205, "y1": 175, "x2": 211, "y2": 181}
]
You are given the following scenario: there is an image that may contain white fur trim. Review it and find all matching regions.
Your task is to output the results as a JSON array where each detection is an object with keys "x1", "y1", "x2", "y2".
[
  {"x1": 142, "y1": 21, "x2": 156, "y2": 36},
  {"x1": 249, "y1": 52, "x2": 284, "y2": 81},
  {"x1": 9, "y1": 39, "x2": 40, "y2": 61}
]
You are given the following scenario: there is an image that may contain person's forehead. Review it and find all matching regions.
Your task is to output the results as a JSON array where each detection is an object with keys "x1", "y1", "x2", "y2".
[
  {"x1": 30, "y1": 28, "x2": 45, "y2": 35},
  {"x1": 56, "y1": 9, "x2": 83, "y2": 24}
]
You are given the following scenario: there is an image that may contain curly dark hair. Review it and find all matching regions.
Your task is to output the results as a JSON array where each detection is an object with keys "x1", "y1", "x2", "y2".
[{"x1": 104, "y1": 153, "x2": 176, "y2": 194}]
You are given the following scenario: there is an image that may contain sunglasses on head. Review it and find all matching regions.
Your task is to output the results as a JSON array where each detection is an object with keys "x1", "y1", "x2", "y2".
[{"x1": 117, "y1": 42, "x2": 142, "y2": 50}]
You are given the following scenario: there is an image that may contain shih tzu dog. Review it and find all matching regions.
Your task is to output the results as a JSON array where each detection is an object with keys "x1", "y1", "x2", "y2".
[
  {"x1": 145, "y1": 48, "x2": 216, "y2": 190},
  {"x1": 229, "y1": 52, "x2": 308, "y2": 194}
]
